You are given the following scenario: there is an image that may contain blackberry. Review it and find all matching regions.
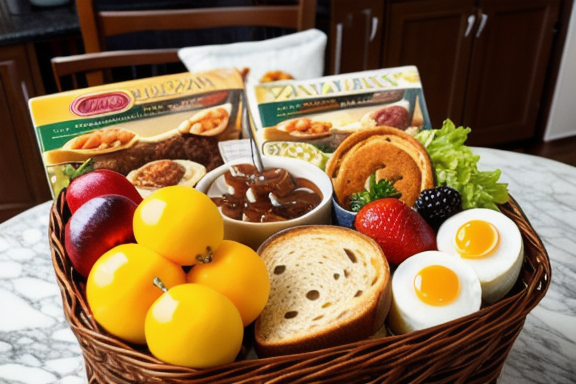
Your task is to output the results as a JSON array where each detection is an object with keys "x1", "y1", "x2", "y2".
[{"x1": 415, "y1": 186, "x2": 463, "y2": 230}]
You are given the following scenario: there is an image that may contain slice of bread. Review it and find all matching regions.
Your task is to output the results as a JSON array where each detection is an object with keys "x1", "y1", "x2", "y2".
[
  {"x1": 254, "y1": 225, "x2": 391, "y2": 357},
  {"x1": 326, "y1": 126, "x2": 434, "y2": 209}
]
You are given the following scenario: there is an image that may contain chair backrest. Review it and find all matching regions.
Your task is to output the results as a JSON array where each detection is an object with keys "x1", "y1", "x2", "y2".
[
  {"x1": 51, "y1": 48, "x2": 183, "y2": 91},
  {"x1": 76, "y1": 0, "x2": 318, "y2": 53}
]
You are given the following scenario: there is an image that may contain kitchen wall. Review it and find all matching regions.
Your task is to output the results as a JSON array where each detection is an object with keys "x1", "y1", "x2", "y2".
[{"x1": 544, "y1": 0, "x2": 576, "y2": 141}]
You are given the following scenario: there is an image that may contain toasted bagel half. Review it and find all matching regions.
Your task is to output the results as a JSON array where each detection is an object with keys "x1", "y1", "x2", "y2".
[{"x1": 326, "y1": 126, "x2": 434, "y2": 209}]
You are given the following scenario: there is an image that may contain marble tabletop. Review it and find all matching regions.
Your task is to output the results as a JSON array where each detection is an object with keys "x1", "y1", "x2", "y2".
[{"x1": 0, "y1": 147, "x2": 575, "y2": 384}]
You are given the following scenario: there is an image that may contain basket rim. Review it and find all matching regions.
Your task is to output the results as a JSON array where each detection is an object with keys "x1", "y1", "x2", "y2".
[{"x1": 48, "y1": 190, "x2": 551, "y2": 383}]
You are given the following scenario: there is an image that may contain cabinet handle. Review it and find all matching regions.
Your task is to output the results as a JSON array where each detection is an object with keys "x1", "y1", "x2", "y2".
[
  {"x1": 334, "y1": 22, "x2": 343, "y2": 74},
  {"x1": 465, "y1": 14, "x2": 476, "y2": 37},
  {"x1": 361, "y1": 9, "x2": 379, "y2": 42},
  {"x1": 370, "y1": 16, "x2": 379, "y2": 42},
  {"x1": 20, "y1": 81, "x2": 30, "y2": 101},
  {"x1": 476, "y1": 13, "x2": 488, "y2": 38}
]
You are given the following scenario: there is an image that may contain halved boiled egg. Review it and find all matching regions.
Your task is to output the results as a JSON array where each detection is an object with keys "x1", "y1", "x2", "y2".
[
  {"x1": 436, "y1": 208, "x2": 524, "y2": 304},
  {"x1": 387, "y1": 251, "x2": 481, "y2": 335},
  {"x1": 127, "y1": 159, "x2": 206, "y2": 198}
]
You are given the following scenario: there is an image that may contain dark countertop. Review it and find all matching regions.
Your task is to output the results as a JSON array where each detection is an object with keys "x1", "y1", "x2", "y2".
[{"x1": 0, "y1": 1, "x2": 79, "y2": 46}]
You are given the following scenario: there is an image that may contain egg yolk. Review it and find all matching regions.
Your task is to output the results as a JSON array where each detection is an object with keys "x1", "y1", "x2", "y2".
[
  {"x1": 414, "y1": 265, "x2": 460, "y2": 306},
  {"x1": 454, "y1": 220, "x2": 500, "y2": 259}
]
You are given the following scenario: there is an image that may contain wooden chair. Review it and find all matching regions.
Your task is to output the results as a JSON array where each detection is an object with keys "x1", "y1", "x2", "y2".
[
  {"x1": 70, "y1": 0, "x2": 317, "y2": 88},
  {"x1": 51, "y1": 48, "x2": 182, "y2": 91},
  {"x1": 76, "y1": 0, "x2": 318, "y2": 54}
]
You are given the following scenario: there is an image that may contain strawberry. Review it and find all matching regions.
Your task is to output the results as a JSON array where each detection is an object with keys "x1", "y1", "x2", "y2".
[{"x1": 354, "y1": 198, "x2": 437, "y2": 265}]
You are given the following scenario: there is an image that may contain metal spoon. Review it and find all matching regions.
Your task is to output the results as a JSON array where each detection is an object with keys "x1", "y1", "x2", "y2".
[{"x1": 242, "y1": 89, "x2": 264, "y2": 173}]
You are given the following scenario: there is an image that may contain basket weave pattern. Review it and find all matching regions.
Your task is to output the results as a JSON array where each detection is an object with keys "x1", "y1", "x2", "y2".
[{"x1": 49, "y1": 190, "x2": 550, "y2": 384}]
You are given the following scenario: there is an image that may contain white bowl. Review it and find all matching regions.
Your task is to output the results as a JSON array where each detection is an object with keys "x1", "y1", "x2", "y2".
[{"x1": 196, "y1": 156, "x2": 333, "y2": 250}]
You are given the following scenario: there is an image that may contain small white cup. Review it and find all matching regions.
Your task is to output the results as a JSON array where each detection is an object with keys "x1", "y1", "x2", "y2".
[{"x1": 196, "y1": 156, "x2": 333, "y2": 250}]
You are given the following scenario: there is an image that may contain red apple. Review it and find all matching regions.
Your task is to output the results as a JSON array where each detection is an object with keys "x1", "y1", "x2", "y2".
[
  {"x1": 65, "y1": 194, "x2": 137, "y2": 278},
  {"x1": 66, "y1": 169, "x2": 143, "y2": 214}
]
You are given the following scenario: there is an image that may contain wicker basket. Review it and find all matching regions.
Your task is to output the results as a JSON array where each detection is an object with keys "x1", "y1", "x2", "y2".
[{"x1": 49, "y1": 190, "x2": 550, "y2": 384}]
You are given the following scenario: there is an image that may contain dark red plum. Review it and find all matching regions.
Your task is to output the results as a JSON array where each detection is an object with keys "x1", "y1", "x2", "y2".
[{"x1": 65, "y1": 194, "x2": 137, "y2": 278}]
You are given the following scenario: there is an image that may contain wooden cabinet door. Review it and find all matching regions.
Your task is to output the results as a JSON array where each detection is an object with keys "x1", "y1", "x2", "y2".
[
  {"x1": 328, "y1": 0, "x2": 384, "y2": 74},
  {"x1": 0, "y1": 49, "x2": 52, "y2": 223},
  {"x1": 463, "y1": 0, "x2": 560, "y2": 146},
  {"x1": 382, "y1": 0, "x2": 476, "y2": 129}
]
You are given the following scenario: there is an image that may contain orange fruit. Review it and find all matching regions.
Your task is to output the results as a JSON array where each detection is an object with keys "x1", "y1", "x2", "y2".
[{"x1": 187, "y1": 240, "x2": 270, "y2": 326}]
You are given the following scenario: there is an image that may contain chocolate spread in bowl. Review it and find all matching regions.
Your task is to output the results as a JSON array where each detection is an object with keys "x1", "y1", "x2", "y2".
[{"x1": 211, "y1": 164, "x2": 323, "y2": 222}]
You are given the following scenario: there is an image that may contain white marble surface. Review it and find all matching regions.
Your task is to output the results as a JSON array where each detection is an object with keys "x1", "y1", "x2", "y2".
[
  {"x1": 0, "y1": 147, "x2": 575, "y2": 384},
  {"x1": 0, "y1": 202, "x2": 85, "y2": 384},
  {"x1": 474, "y1": 148, "x2": 576, "y2": 384}
]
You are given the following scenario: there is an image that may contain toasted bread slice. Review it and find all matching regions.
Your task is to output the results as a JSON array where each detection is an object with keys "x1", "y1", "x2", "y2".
[
  {"x1": 326, "y1": 126, "x2": 434, "y2": 209},
  {"x1": 254, "y1": 225, "x2": 391, "y2": 357}
]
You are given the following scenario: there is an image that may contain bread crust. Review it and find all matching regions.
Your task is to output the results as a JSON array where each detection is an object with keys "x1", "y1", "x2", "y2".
[
  {"x1": 254, "y1": 225, "x2": 391, "y2": 357},
  {"x1": 326, "y1": 126, "x2": 434, "y2": 209}
]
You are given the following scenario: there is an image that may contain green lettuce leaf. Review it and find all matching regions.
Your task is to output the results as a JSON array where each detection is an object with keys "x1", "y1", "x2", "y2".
[{"x1": 415, "y1": 119, "x2": 509, "y2": 210}]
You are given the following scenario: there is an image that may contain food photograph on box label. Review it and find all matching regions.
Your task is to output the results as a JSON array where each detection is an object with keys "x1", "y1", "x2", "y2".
[{"x1": 1, "y1": 6, "x2": 575, "y2": 382}]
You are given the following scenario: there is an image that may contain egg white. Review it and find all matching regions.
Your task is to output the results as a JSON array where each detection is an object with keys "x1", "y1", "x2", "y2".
[
  {"x1": 436, "y1": 208, "x2": 524, "y2": 304},
  {"x1": 387, "y1": 251, "x2": 482, "y2": 335}
]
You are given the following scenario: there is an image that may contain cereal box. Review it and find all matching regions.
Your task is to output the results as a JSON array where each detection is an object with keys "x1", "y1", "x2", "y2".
[
  {"x1": 245, "y1": 66, "x2": 431, "y2": 170},
  {"x1": 29, "y1": 68, "x2": 244, "y2": 198}
]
